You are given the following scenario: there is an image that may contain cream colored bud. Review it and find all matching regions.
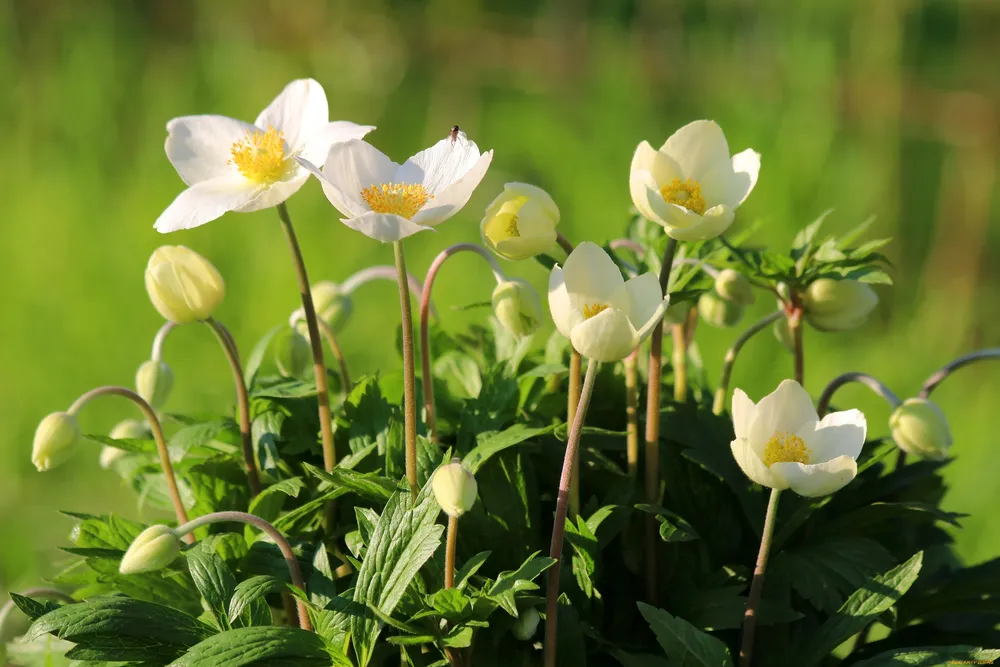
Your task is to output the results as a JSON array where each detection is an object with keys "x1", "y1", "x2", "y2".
[
  {"x1": 308, "y1": 281, "x2": 354, "y2": 335},
  {"x1": 481, "y1": 183, "x2": 560, "y2": 260},
  {"x1": 120, "y1": 525, "x2": 182, "y2": 574},
  {"x1": 432, "y1": 460, "x2": 478, "y2": 518},
  {"x1": 274, "y1": 328, "x2": 311, "y2": 377},
  {"x1": 145, "y1": 245, "x2": 225, "y2": 324},
  {"x1": 889, "y1": 398, "x2": 952, "y2": 460},
  {"x1": 803, "y1": 278, "x2": 878, "y2": 332},
  {"x1": 136, "y1": 359, "x2": 173, "y2": 410},
  {"x1": 492, "y1": 279, "x2": 544, "y2": 338},
  {"x1": 714, "y1": 269, "x2": 755, "y2": 306},
  {"x1": 698, "y1": 291, "x2": 745, "y2": 328},
  {"x1": 100, "y1": 419, "x2": 150, "y2": 469},
  {"x1": 512, "y1": 607, "x2": 541, "y2": 641},
  {"x1": 31, "y1": 412, "x2": 81, "y2": 472}
]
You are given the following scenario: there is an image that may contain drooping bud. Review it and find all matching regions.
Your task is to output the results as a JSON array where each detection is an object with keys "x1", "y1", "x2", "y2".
[
  {"x1": 136, "y1": 359, "x2": 174, "y2": 410},
  {"x1": 119, "y1": 525, "x2": 182, "y2": 574},
  {"x1": 100, "y1": 419, "x2": 150, "y2": 469},
  {"x1": 431, "y1": 460, "x2": 478, "y2": 518},
  {"x1": 273, "y1": 328, "x2": 311, "y2": 378},
  {"x1": 145, "y1": 245, "x2": 225, "y2": 324},
  {"x1": 310, "y1": 281, "x2": 354, "y2": 335},
  {"x1": 698, "y1": 291, "x2": 745, "y2": 328},
  {"x1": 481, "y1": 183, "x2": 560, "y2": 260},
  {"x1": 889, "y1": 398, "x2": 952, "y2": 460},
  {"x1": 492, "y1": 279, "x2": 544, "y2": 338},
  {"x1": 714, "y1": 268, "x2": 755, "y2": 306},
  {"x1": 31, "y1": 412, "x2": 81, "y2": 472},
  {"x1": 802, "y1": 278, "x2": 878, "y2": 332},
  {"x1": 512, "y1": 607, "x2": 541, "y2": 641}
]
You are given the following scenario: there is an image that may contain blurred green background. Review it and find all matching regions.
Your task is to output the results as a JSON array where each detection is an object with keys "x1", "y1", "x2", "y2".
[{"x1": 2, "y1": 0, "x2": 998, "y2": 597}]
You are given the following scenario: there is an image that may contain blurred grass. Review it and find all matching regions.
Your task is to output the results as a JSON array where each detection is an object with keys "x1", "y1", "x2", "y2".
[{"x1": 1, "y1": 0, "x2": 998, "y2": 593}]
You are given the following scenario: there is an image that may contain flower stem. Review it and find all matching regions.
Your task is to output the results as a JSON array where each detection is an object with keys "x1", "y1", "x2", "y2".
[
  {"x1": 420, "y1": 243, "x2": 507, "y2": 443},
  {"x1": 151, "y1": 321, "x2": 177, "y2": 361},
  {"x1": 205, "y1": 318, "x2": 261, "y2": 497},
  {"x1": 340, "y1": 266, "x2": 436, "y2": 318},
  {"x1": 556, "y1": 232, "x2": 575, "y2": 256},
  {"x1": 69, "y1": 386, "x2": 192, "y2": 542},
  {"x1": 644, "y1": 236, "x2": 679, "y2": 604},
  {"x1": 567, "y1": 348, "x2": 583, "y2": 516},
  {"x1": 713, "y1": 311, "x2": 784, "y2": 415},
  {"x1": 276, "y1": 203, "x2": 335, "y2": 472},
  {"x1": 444, "y1": 515, "x2": 459, "y2": 589},
  {"x1": 816, "y1": 372, "x2": 902, "y2": 417},
  {"x1": 739, "y1": 488, "x2": 781, "y2": 667},
  {"x1": 671, "y1": 323, "x2": 688, "y2": 402},
  {"x1": 393, "y1": 241, "x2": 419, "y2": 499},
  {"x1": 919, "y1": 348, "x2": 1000, "y2": 398},
  {"x1": 544, "y1": 359, "x2": 600, "y2": 667},
  {"x1": 789, "y1": 306, "x2": 805, "y2": 385},
  {"x1": 316, "y1": 318, "x2": 352, "y2": 390},
  {"x1": 625, "y1": 350, "x2": 640, "y2": 478}
]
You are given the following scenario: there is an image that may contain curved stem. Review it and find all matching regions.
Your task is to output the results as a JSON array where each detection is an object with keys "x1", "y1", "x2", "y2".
[
  {"x1": 176, "y1": 511, "x2": 311, "y2": 631},
  {"x1": 625, "y1": 350, "x2": 640, "y2": 479},
  {"x1": 567, "y1": 349, "x2": 583, "y2": 516},
  {"x1": 68, "y1": 386, "x2": 192, "y2": 541},
  {"x1": 316, "y1": 318, "x2": 352, "y2": 390},
  {"x1": 671, "y1": 256, "x2": 721, "y2": 279},
  {"x1": 277, "y1": 204, "x2": 335, "y2": 472},
  {"x1": 444, "y1": 516, "x2": 459, "y2": 589},
  {"x1": 394, "y1": 241, "x2": 419, "y2": 498},
  {"x1": 0, "y1": 587, "x2": 75, "y2": 634},
  {"x1": 556, "y1": 231, "x2": 575, "y2": 256},
  {"x1": 920, "y1": 348, "x2": 1000, "y2": 399},
  {"x1": 543, "y1": 359, "x2": 600, "y2": 667},
  {"x1": 739, "y1": 488, "x2": 781, "y2": 667},
  {"x1": 609, "y1": 238, "x2": 645, "y2": 255},
  {"x1": 816, "y1": 372, "x2": 902, "y2": 417},
  {"x1": 205, "y1": 318, "x2": 260, "y2": 497},
  {"x1": 420, "y1": 244, "x2": 508, "y2": 443},
  {"x1": 713, "y1": 311, "x2": 784, "y2": 415},
  {"x1": 340, "y1": 266, "x2": 437, "y2": 318},
  {"x1": 151, "y1": 321, "x2": 177, "y2": 362}
]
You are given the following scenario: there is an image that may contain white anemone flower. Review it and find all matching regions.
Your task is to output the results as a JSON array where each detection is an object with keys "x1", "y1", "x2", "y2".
[
  {"x1": 155, "y1": 79, "x2": 375, "y2": 233},
  {"x1": 295, "y1": 129, "x2": 493, "y2": 243},
  {"x1": 731, "y1": 380, "x2": 867, "y2": 497},
  {"x1": 630, "y1": 120, "x2": 760, "y2": 241},
  {"x1": 548, "y1": 242, "x2": 669, "y2": 362}
]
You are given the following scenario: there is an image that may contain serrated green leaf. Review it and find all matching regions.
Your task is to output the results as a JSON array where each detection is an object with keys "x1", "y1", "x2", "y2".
[
  {"x1": 303, "y1": 462, "x2": 400, "y2": 501},
  {"x1": 9, "y1": 593, "x2": 66, "y2": 621},
  {"x1": 454, "y1": 551, "x2": 491, "y2": 590},
  {"x1": 186, "y1": 543, "x2": 238, "y2": 631},
  {"x1": 462, "y1": 424, "x2": 554, "y2": 474},
  {"x1": 248, "y1": 477, "x2": 305, "y2": 524},
  {"x1": 852, "y1": 646, "x2": 1000, "y2": 666},
  {"x1": 227, "y1": 575, "x2": 285, "y2": 626},
  {"x1": 426, "y1": 588, "x2": 471, "y2": 621},
  {"x1": 251, "y1": 380, "x2": 318, "y2": 399},
  {"x1": 636, "y1": 602, "x2": 733, "y2": 667},
  {"x1": 166, "y1": 626, "x2": 343, "y2": 667}
]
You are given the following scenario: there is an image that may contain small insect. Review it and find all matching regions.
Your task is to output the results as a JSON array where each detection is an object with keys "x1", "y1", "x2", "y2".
[{"x1": 448, "y1": 125, "x2": 461, "y2": 142}]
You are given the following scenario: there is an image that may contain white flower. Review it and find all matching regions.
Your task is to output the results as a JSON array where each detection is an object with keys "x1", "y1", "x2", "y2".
[
  {"x1": 296, "y1": 129, "x2": 493, "y2": 243},
  {"x1": 155, "y1": 79, "x2": 375, "y2": 233},
  {"x1": 730, "y1": 380, "x2": 867, "y2": 497},
  {"x1": 630, "y1": 120, "x2": 760, "y2": 241},
  {"x1": 481, "y1": 182, "x2": 559, "y2": 260},
  {"x1": 548, "y1": 242, "x2": 669, "y2": 362}
]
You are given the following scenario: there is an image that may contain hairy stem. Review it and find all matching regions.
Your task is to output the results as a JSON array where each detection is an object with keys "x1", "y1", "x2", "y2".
[
  {"x1": 567, "y1": 349, "x2": 583, "y2": 516},
  {"x1": 445, "y1": 516, "x2": 459, "y2": 589},
  {"x1": 920, "y1": 348, "x2": 1000, "y2": 398},
  {"x1": 150, "y1": 321, "x2": 177, "y2": 361},
  {"x1": 671, "y1": 323, "x2": 688, "y2": 402},
  {"x1": 713, "y1": 311, "x2": 784, "y2": 415},
  {"x1": 816, "y1": 372, "x2": 902, "y2": 417},
  {"x1": 316, "y1": 318, "x2": 352, "y2": 390},
  {"x1": 789, "y1": 307, "x2": 804, "y2": 385},
  {"x1": 739, "y1": 488, "x2": 781, "y2": 667},
  {"x1": 394, "y1": 241, "x2": 419, "y2": 498},
  {"x1": 625, "y1": 350, "x2": 640, "y2": 478}
]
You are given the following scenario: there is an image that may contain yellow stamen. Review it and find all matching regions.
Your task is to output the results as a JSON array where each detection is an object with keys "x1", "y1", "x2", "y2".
[
  {"x1": 583, "y1": 303, "x2": 609, "y2": 319},
  {"x1": 762, "y1": 432, "x2": 811, "y2": 467},
  {"x1": 360, "y1": 183, "x2": 431, "y2": 220},
  {"x1": 505, "y1": 215, "x2": 520, "y2": 237},
  {"x1": 659, "y1": 178, "x2": 706, "y2": 215},
  {"x1": 229, "y1": 126, "x2": 291, "y2": 184}
]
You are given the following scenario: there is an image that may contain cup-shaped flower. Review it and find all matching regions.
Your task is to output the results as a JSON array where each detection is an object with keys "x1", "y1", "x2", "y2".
[
  {"x1": 274, "y1": 328, "x2": 311, "y2": 378},
  {"x1": 730, "y1": 380, "x2": 867, "y2": 497},
  {"x1": 432, "y1": 461, "x2": 478, "y2": 518},
  {"x1": 100, "y1": 419, "x2": 151, "y2": 469},
  {"x1": 698, "y1": 290, "x2": 745, "y2": 328},
  {"x1": 890, "y1": 398, "x2": 952, "y2": 460},
  {"x1": 119, "y1": 525, "x2": 182, "y2": 574},
  {"x1": 480, "y1": 183, "x2": 559, "y2": 260},
  {"x1": 630, "y1": 120, "x2": 760, "y2": 241},
  {"x1": 549, "y1": 242, "x2": 669, "y2": 362},
  {"x1": 31, "y1": 412, "x2": 81, "y2": 472},
  {"x1": 802, "y1": 278, "x2": 878, "y2": 332},
  {"x1": 155, "y1": 79, "x2": 375, "y2": 233},
  {"x1": 492, "y1": 279, "x2": 544, "y2": 338},
  {"x1": 136, "y1": 359, "x2": 174, "y2": 410},
  {"x1": 296, "y1": 129, "x2": 493, "y2": 243},
  {"x1": 145, "y1": 246, "x2": 225, "y2": 324},
  {"x1": 715, "y1": 268, "x2": 755, "y2": 306}
]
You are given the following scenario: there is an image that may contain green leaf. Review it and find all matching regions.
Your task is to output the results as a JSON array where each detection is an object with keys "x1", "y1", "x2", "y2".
[
  {"x1": 166, "y1": 626, "x2": 344, "y2": 667},
  {"x1": 186, "y1": 543, "x2": 238, "y2": 631},
  {"x1": 426, "y1": 588, "x2": 471, "y2": 621},
  {"x1": 462, "y1": 424, "x2": 554, "y2": 474},
  {"x1": 244, "y1": 324, "x2": 284, "y2": 387},
  {"x1": 82, "y1": 433, "x2": 157, "y2": 454},
  {"x1": 454, "y1": 551, "x2": 491, "y2": 590},
  {"x1": 821, "y1": 501, "x2": 965, "y2": 535},
  {"x1": 9, "y1": 593, "x2": 66, "y2": 621},
  {"x1": 228, "y1": 575, "x2": 285, "y2": 626},
  {"x1": 251, "y1": 380, "x2": 318, "y2": 399},
  {"x1": 852, "y1": 646, "x2": 1000, "y2": 666},
  {"x1": 636, "y1": 602, "x2": 733, "y2": 667},
  {"x1": 303, "y1": 462, "x2": 400, "y2": 502},
  {"x1": 248, "y1": 477, "x2": 306, "y2": 524}
]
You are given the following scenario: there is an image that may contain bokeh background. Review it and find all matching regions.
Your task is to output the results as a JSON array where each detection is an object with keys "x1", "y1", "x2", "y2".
[{"x1": 2, "y1": 0, "x2": 998, "y2": 598}]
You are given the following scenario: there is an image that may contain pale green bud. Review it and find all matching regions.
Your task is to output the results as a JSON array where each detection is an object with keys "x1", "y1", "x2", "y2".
[
  {"x1": 492, "y1": 279, "x2": 544, "y2": 338},
  {"x1": 310, "y1": 281, "x2": 354, "y2": 335},
  {"x1": 803, "y1": 278, "x2": 878, "y2": 332},
  {"x1": 100, "y1": 419, "x2": 150, "y2": 469},
  {"x1": 431, "y1": 460, "x2": 478, "y2": 518},
  {"x1": 481, "y1": 183, "x2": 560, "y2": 260},
  {"x1": 136, "y1": 359, "x2": 173, "y2": 410},
  {"x1": 274, "y1": 328, "x2": 311, "y2": 378},
  {"x1": 512, "y1": 607, "x2": 541, "y2": 641},
  {"x1": 889, "y1": 398, "x2": 952, "y2": 460},
  {"x1": 145, "y1": 245, "x2": 225, "y2": 324},
  {"x1": 119, "y1": 524, "x2": 182, "y2": 574},
  {"x1": 31, "y1": 412, "x2": 81, "y2": 472},
  {"x1": 714, "y1": 268, "x2": 755, "y2": 306},
  {"x1": 773, "y1": 317, "x2": 794, "y2": 351},
  {"x1": 661, "y1": 301, "x2": 691, "y2": 327},
  {"x1": 698, "y1": 291, "x2": 745, "y2": 328}
]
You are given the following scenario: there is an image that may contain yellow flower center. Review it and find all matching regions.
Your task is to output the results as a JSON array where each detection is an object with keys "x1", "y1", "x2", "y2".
[
  {"x1": 583, "y1": 303, "x2": 609, "y2": 319},
  {"x1": 505, "y1": 215, "x2": 520, "y2": 237},
  {"x1": 360, "y1": 183, "x2": 432, "y2": 220},
  {"x1": 229, "y1": 126, "x2": 292, "y2": 184},
  {"x1": 659, "y1": 178, "x2": 706, "y2": 215},
  {"x1": 762, "y1": 432, "x2": 811, "y2": 467}
]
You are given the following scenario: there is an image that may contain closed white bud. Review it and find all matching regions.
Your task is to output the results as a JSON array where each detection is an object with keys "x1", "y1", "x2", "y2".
[
  {"x1": 890, "y1": 398, "x2": 952, "y2": 460},
  {"x1": 512, "y1": 607, "x2": 541, "y2": 640},
  {"x1": 119, "y1": 525, "x2": 182, "y2": 574},
  {"x1": 136, "y1": 359, "x2": 173, "y2": 410},
  {"x1": 145, "y1": 245, "x2": 225, "y2": 324},
  {"x1": 431, "y1": 460, "x2": 478, "y2": 518},
  {"x1": 803, "y1": 278, "x2": 878, "y2": 332},
  {"x1": 492, "y1": 279, "x2": 544, "y2": 338},
  {"x1": 31, "y1": 412, "x2": 81, "y2": 472},
  {"x1": 274, "y1": 328, "x2": 311, "y2": 377},
  {"x1": 100, "y1": 419, "x2": 150, "y2": 469},
  {"x1": 698, "y1": 290, "x2": 745, "y2": 328},
  {"x1": 714, "y1": 268, "x2": 755, "y2": 306}
]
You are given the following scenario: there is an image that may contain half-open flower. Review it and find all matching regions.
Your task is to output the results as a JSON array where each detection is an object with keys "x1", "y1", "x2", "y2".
[
  {"x1": 481, "y1": 183, "x2": 559, "y2": 260},
  {"x1": 296, "y1": 129, "x2": 493, "y2": 242},
  {"x1": 155, "y1": 79, "x2": 374, "y2": 233},
  {"x1": 730, "y1": 380, "x2": 866, "y2": 497},
  {"x1": 630, "y1": 120, "x2": 760, "y2": 241},
  {"x1": 548, "y1": 242, "x2": 669, "y2": 362}
]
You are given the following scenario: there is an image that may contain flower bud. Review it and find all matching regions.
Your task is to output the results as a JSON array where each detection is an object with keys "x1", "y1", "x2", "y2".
[
  {"x1": 661, "y1": 301, "x2": 691, "y2": 327},
  {"x1": 803, "y1": 278, "x2": 878, "y2": 332},
  {"x1": 492, "y1": 279, "x2": 544, "y2": 338},
  {"x1": 512, "y1": 607, "x2": 541, "y2": 641},
  {"x1": 481, "y1": 183, "x2": 560, "y2": 260},
  {"x1": 136, "y1": 359, "x2": 173, "y2": 410},
  {"x1": 714, "y1": 268, "x2": 755, "y2": 306},
  {"x1": 698, "y1": 291, "x2": 745, "y2": 328},
  {"x1": 145, "y1": 246, "x2": 225, "y2": 324},
  {"x1": 310, "y1": 281, "x2": 354, "y2": 335},
  {"x1": 31, "y1": 412, "x2": 81, "y2": 472},
  {"x1": 889, "y1": 398, "x2": 952, "y2": 460},
  {"x1": 432, "y1": 460, "x2": 478, "y2": 518},
  {"x1": 773, "y1": 317, "x2": 794, "y2": 351},
  {"x1": 274, "y1": 328, "x2": 311, "y2": 377},
  {"x1": 100, "y1": 419, "x2": 150, "y2": 469},
  {"x1": 120, "y1": 525, "x2": 182, "y2": 574}
]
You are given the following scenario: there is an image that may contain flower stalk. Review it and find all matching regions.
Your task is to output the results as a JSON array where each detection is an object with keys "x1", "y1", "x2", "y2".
[
  {"x1": 567, "y1": 349, "x2": 583, "y2": 515},
  {"x1": 788, "y1": 305, "x2": 805, "y2": 384},
  {"x1": 394, "y1": 241, "x2": 419, "y2": 498},
  {"x1": 444, "y1": 515, "x2": 459, "y2": 589},
  {"x1": 316, "y1": 318, "x2": 352, "y2": 390},
  {"x1": 816, "y1": 372, "x2": 902, "y2": 417},
  {"x1": 919, "y1": 348, "x2": 1000, "y2": 399},
  {"x1": 739, "y1": 488, "x2": 781, "y2": 667},
  {"x1": 713, "y1": 311, "x2": 784, "y2": 415},
  {"x1": 625, "y1": 350, "x2": 640, "y2": 478}
]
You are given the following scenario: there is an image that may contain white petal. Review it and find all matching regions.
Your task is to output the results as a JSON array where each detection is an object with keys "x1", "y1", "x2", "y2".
[
  {"x1": 769, "y1": 456, "x2": 857, "y2": 497},
  {"x1": 807, "y1": 409, "x2": 866, "y2": 464},
  {"x1": 154, "y1": 176, "x2": 262, "y2": 233},
  {"x1": 547, "y1": 266, "x2": 579, "y2": 339},
  {"x1": 297, "y1": 121, "x2": 377, "y2": 165},
  {"x1": 633, "y1": 296, "x2": 669, "y2": 344},
  {"x1": 563, "y1": 241, "x2": 627, "y2": 306},
  {"x1": 697, "y1": 159, "x2": 740, "y2": 209},
  {"x1": 731, "y1": 149, "x2": 760, "y2": 207},
  {"x1": 503, "y1": 182, "x2": 560, "y2": 221},
  {"x1": 255, "y1": 78, "x2": 328, "y2": 153},
  {"x1": 731, "y1": 438, "x2": 781, "y2": 489},
  {"x1": 623, "y1": 273, "x2": 664, "y2": 332},
  {"x1": 295, "y1": 156, "x2": 360, "y2": 218},
  {"x1": 661, "y1": 120, "x2": 731, "y2": 181},
  {"x1": 321, "y1": 139, "x2": 399, "y2": 216},
  {"x1": 341, "y1": 211, "x2": 433, "y2": 243},
  {"x1": 400, "y1": 130, "x2": 484, "y2": 195},
  {"x1": 748, "y1": 379, "x2": 818, "y2": 447},
  {"x1": 569, "y1": 307, "x2": 639, "y2": 362},
  {"x1": 665, "y1": 205, "x2": 735, "y2": 242},
  {"x1": 165, "y1": 115, "x2": 256, "y2": 186},
  {"x1": 732, "y1": 389, "x2": 756, "y2": 440},
  {"x1": 410, "y1": 150, "x2": 493, "y2": 226},
  {"x1": 234, "y1": 172, "x2": 309, "y2": 212}
]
